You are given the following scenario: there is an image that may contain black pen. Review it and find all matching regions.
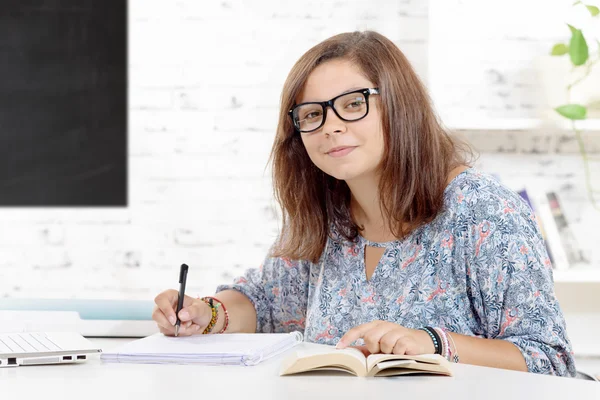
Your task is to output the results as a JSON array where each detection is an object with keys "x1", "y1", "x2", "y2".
[{"x1": 174, "y1": 263, "x2": 189, "y2": 337}]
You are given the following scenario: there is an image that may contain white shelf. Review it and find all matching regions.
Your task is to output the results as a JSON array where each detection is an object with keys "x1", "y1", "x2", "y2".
[{"x1": 553, "y1": 268, "x2": 600, "y2": 283}]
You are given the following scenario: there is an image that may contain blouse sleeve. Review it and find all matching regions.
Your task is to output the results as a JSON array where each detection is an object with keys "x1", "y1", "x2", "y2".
[
  {"x1": 463, "y1": 186, "x2": 577, "y2": 376},
  {"x1": 215, "y1": 251, "x2": 310, "y2": 334}
]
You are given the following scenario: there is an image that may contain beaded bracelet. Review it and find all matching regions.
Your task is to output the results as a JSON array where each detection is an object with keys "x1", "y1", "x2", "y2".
[
  {"x1": 200, "y1": 297, "x2": 218, "y2": 334},
  {"x1": 427, "y1": 326, "x2": 444, "y2": 356},
  {"x1": 419, "y1": 327, "x2": 441, "y2": 355},
  {"x1": 203, "y1": 296, "x2": 229, "y2": 334}
]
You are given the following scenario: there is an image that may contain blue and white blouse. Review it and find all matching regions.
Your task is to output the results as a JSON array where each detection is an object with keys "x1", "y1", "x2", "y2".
[{"x1": 217, "y1": 168, "x2": 576, "y2": 376}]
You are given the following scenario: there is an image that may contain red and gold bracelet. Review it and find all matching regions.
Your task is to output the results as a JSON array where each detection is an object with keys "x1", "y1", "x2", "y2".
[
  {"x1": 201, "y1": 296, "x2": 229, "y2": 334},
  {"x1": 200, "y1": 297, "x2": 218, "y2": 334}
]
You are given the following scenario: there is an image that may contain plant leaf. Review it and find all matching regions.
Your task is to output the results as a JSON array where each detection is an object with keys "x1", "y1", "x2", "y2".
[
  {"x1": 555, "y1": 104, "x2": 588, "y2": 120},
  {"x1": 586, "y1": 5, "x2": 600, "y2": 16},
  {"x1": 569, "y1": 29, "x2": 589, "y2": 65},
  {"x1": 551, "y1": 43, "x2": 569, "y2": 55},
  {"x1": 567, "y1": 24, "x2": 578, "y2": 34}
]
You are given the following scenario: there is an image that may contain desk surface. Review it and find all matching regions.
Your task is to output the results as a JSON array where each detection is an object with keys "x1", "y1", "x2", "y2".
[{"x1": 1, "y1": 338, "x2": 598, "y2": 400}]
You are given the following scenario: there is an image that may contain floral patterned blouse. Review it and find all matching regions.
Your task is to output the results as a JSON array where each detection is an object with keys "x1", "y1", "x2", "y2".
[{"x1": 217, "y1": 168, "x2": 576, "y2": 376}]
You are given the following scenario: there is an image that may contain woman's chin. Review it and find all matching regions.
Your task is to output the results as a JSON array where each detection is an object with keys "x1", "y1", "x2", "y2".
[{"x1": 325, "y1": 168, "x2": 362, "y2": 182}]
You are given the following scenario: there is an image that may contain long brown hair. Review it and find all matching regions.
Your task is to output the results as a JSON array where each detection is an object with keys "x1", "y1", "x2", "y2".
[{"x1": 269, "y1": 31, "x2": 472, "y2": 263}]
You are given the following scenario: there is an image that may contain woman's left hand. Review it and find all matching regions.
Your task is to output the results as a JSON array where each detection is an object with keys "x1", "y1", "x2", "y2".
[{"x1": 336, "y1": 321, "x2": 435, "y2": 355}]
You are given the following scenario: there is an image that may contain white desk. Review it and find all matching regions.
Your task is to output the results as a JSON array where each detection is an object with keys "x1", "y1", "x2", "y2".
[{"x1": 1, "y1": 338, "x2": 598, "y2": 400}]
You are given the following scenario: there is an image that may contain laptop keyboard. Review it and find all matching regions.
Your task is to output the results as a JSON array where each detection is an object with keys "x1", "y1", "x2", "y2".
[{"x1": 0, "y1": 333, "x2": 62, "y2": 354}]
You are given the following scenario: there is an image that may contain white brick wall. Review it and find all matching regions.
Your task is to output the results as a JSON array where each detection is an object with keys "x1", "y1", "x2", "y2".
[
  {"x1": 0, "y1": 0, "x2": 429, "y2": 300},
  {"x1": 429, "y1": 0, "x2": 600, "y2": 121}
]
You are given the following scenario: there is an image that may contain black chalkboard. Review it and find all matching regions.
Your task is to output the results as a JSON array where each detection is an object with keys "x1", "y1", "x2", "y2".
[{"x1": 0, "y1": 1, "x2": 127, "y2": 206}]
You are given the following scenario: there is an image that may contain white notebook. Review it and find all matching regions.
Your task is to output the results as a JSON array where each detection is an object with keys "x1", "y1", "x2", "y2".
[{"x1": 101, "y1": 331, "x2": 303, "y2": 366}]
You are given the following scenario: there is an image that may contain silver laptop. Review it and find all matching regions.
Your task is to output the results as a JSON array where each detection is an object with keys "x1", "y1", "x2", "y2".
[{"x1": 0, "y1": 332, "x2": 102, "y2": 367}]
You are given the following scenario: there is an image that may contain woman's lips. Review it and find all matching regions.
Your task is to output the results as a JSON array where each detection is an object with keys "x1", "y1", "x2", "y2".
[{"x1": 327, "y1": 146, "x2": 357, "y2": 158}]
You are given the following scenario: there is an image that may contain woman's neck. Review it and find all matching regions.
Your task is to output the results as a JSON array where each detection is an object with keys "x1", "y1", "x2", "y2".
[
  {"x1": 346, "y1": 165, "x2": 470, "y2": 242},
  {"x1": 347, "y1": 175, "x2": 392, "y2": 241}
]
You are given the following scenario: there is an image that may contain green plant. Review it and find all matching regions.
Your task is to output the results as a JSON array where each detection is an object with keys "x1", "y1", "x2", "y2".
[{"x1": 550, "y1": 1, "x2": 600, "y2": 210}]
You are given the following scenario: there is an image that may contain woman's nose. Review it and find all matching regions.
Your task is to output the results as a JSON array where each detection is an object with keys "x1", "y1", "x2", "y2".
[{"x1": 321, "y1": 107, "x2": 346, "y2": 136}]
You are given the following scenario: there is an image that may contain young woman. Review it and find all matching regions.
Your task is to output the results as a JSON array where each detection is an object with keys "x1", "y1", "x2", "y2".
[{"x1": 152, "y1": 31, "x2": 575, "y2": 376}]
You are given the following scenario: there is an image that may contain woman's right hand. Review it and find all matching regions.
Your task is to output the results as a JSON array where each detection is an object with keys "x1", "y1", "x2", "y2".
[{"x1": 152, "y1": 289, "x2": 212, "y2": 336}]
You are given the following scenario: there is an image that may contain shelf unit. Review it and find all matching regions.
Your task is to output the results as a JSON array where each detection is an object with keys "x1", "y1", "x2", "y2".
[{"x1": 553, "y1": 268, "x2": 600, "y2": 284}]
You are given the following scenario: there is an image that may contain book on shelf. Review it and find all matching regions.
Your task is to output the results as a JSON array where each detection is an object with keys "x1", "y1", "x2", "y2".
[
  {"x1": 546, "y1": 192, "x2": 587, "y2": 266},
  {"x1": 517, "y1": 188, "x2": 569, "y2": 270},
  {"x1": 280, "y1": 344, "x2": 453, "y2": 378}
]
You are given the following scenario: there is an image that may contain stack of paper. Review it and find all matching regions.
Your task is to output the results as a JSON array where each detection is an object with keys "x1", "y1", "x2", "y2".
[{"x1": 101, "y1": 331, "x2": 303, "y2": 366}]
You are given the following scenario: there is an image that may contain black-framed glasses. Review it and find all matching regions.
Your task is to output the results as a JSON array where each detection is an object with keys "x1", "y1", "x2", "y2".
[{"x1": 289, "y1": 87, "x2": 379, "y2": 134}]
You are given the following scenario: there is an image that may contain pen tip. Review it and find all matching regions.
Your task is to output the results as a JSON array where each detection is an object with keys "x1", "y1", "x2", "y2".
[{"x1": 174, "y1": 326, "x2": 179, "y2": 337}]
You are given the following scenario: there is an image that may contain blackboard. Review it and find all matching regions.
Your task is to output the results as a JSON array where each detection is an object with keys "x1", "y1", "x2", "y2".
[{"x1": 0, "y1": 1, "x2": 127, "y2": 206}]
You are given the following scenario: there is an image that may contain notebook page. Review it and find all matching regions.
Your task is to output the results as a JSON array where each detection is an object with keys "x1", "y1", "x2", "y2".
[
  {"x1": 111, "y1": 333, "x2": 295, "y2": 355},
  {"x1": 101, "y1": 332, "x2": 303, "y2": 365}
]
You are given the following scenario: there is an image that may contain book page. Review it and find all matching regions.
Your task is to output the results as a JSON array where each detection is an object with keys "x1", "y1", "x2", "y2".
[
  {"x1": 280, "y1": 345, "x2": 368, "y2": 377},
  {"x1": 294, "y1": 344, "x2": 365, "y2": 362},
  {"x1": 366, "y1": 353, "x2": 445, "y2": 372},
  {"x1": 369, "y1": 359, "x2": 453, "y2": 377}
]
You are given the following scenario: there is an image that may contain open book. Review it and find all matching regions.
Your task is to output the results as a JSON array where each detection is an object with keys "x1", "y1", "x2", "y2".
[
  {"x1": 280, "y1": 345, "x2": 452, "y2": 377},
  {"x1": 101, "y1": 331, "x2": 303, "y2": 366}
]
